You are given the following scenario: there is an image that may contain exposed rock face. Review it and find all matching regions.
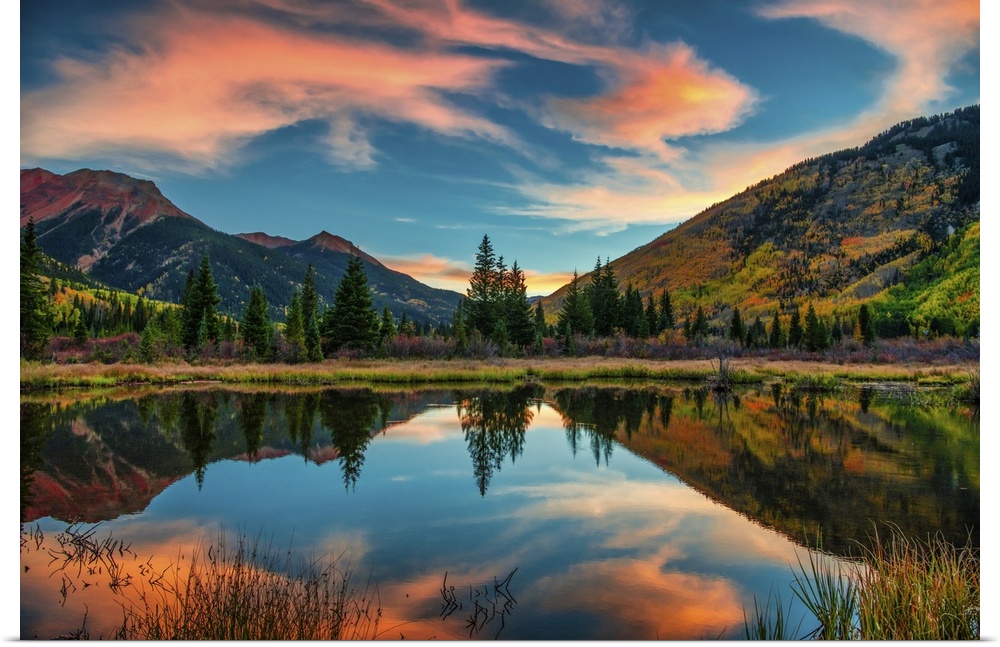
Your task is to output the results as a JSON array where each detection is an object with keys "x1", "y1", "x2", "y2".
[{"x1": 20, "y1": 168, "x2": 195, "y2": 270}]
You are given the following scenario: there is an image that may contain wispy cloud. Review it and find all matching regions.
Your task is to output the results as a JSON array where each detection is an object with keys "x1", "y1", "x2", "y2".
[{"x1": 21, "y1": 3, "x2": 513, "y2": 172}]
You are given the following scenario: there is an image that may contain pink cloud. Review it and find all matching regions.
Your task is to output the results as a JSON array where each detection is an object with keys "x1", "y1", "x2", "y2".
[
  {"x1": 21, "y1": 6, "x2": 513, "y2": 171},
  {"x1": 546, "y1": 43, "x2": 758, "y2": 158}
]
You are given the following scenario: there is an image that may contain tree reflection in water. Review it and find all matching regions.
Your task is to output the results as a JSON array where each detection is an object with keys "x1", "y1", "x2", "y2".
[{"x1": 456, "y1": 384, "x2": 544, "y2": 496}]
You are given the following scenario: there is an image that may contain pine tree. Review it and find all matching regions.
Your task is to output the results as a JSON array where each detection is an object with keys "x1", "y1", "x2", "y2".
[
  {"x1": 379, "y1": 306, "x2": 396, "y2": 341},
  {"x1": 503, "y1": 260, "x2": 535, "y2": 349},
  {"x1": 533, "y1": 300, "x2": 547, "y2": 339},
  {"x1": 657, "y1": 289, "x2": 675, "y2": 333},
  {"x1": 788, "y1": 306, "x2": 804, "y2": 349},
  {"x1": 323, "y1": 256, "x2": 380, "y2": 353},
  {"x1": 302, "y1": 265, "x2": 323, "y2": 361},
  {"x1": 240, "y1": 285, "x2": 272, "y2": 359},
  {"x1": 20, "y1": 218, "x2": 51, "y2": 360},
  {"x1": 586, "y1": 258, "x2": 621, "y2": 336},
  {"x1": 182, "y1": 255, "x2": 220, "y2": 351},
  {"x1": 285, "y1": 288, "x2": 305, "y2": 360},
  {"x1": 452, "y1": 300, "x2": 469, "y2": 352},
  {"x1": 729, "y1": 306, "x2": 744, "y2": 343},
  {"x1": 804, "y1": 303, "x2": 827, "y2": 352},
  {"x1": 768, "y1": 310, "x2": 783, "y2": 349},
  {"x1": 557, "y1": 270, "x2": 593, "y2": 343},
  {"x1": 857, "y1": 303, "x2": 875, "y2": 347},
  {"x1": 467, "y1": 234, "x2": 501, "y2": 340},
  {"x1": 645, "y1": 294, "x2": 659, "y2": 337}
]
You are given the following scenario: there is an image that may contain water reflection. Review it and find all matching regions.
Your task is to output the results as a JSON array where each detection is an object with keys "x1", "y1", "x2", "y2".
[
  {"x1": 19, "y1": 383, "x2": 979, "y2": 639},
  {"x1": 457, "y1": 384, "x2": 542, "y2": 495}
]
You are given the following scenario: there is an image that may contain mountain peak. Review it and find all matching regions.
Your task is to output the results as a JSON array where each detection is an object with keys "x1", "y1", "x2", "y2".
[
  {"x1": 305, "y1": 231, "x2": 384, "y2": 267},
  {"x1": 20, "y1": 167, "x2": 193, "y2": 228},
  {"x1": 236, "y1": 231, "x2": 297, "y2": 249}
]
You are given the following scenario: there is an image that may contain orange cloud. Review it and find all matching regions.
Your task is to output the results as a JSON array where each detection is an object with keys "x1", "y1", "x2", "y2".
[
  {"x1": 21, "y1": 6, "x2": 512, "y2": 171},
  {"x1": 377, "y1": 251, "x2": 571, "y2": 296},
  {"x1": 547, "y1": 43, "x2": 758, "y2": 158},
  {"x1": 377, "y1": 252, "x2": 472, "y2": 293}
]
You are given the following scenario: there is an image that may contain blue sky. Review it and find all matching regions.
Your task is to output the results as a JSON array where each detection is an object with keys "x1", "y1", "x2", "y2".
[{"x1": 19, "y1": 0, "x2": 981, "y2": 296}]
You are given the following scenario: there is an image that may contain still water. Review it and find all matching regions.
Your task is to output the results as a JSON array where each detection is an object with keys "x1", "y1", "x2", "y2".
[{"x1": 20, "y1": 382, "x2": 978, "y2": 639}]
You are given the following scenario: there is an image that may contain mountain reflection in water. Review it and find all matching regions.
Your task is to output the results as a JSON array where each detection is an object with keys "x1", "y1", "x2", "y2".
[{"x1": 20, "y1": 383, "x2": 978, "y2": 639}]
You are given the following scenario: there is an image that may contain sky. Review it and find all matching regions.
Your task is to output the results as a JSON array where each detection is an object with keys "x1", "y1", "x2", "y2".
[{"x1": 19, "y1": 0, "x2": 982, "y2": 297}]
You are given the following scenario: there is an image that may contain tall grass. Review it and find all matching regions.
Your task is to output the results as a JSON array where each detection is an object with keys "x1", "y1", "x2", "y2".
[
  {"x1": 116, "y1": 533, "x2": 381, "y2": 640},
  {"x1": 745, "y1": 526, "x2": 979, "y2": 640}
]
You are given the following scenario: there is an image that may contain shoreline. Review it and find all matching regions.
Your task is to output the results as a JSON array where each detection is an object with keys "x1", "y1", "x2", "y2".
[{"x1": 20, "y1": 357, "x2": 979, "y2": 390}]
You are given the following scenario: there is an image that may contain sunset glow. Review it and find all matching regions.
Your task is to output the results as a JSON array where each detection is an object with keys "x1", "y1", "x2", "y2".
[{"x1": 20, "y1": 0, "x2": 980, "y2": 293}]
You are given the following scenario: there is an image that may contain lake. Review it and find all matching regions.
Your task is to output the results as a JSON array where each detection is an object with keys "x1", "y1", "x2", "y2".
[{"x1": 20, "y1": 382, "x2": 979, "y2": 639}]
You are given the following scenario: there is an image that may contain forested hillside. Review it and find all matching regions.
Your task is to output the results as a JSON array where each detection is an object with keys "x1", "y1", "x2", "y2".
[{"x1": 541, "y1": 106, "x2": 979, "y2": 340}]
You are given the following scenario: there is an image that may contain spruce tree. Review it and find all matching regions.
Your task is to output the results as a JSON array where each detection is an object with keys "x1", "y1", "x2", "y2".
[
  {"x1": 804, "y1": 303, "x2": 826, "y2": 352},
  {"x1": 240, "y1": 284, "x2": 272, "y2": 360},
  {"x1": 20, "y1": 218, "x2": 51, "y2": 360},
  {"x1": 587, "y1": 258, "x2": 621, "y2": 336},
  {"x1": 285, "y1": 289, "x2": 305, "y2": 360},
  {"x1": 645, "y1": 294, "x2": 659, "y2": 337},
  {"x1": 657, "y1": 289, "x2": 675, "y2": 333},
  {"x1": 533, "y1": 300, "x2": 547, "y2": 339},
  {"x1": 302, "y1": 265, "x2": 323, "y2": 361},
  {"x1": 768, "y1": 310, "x2": 783, "y2": 349},
  {"x1": 182, "y1": 255, "x2": 220, "y2": 351},
  {"x1": 729, "y1": 306, "x2": 744, "y2": 343},
  {"x1": 557, "y1": 271, "x2": 593, "y2": 342},
  {"x1": 379, "y1": 306, "x2": 396, "y2": 341},
  {"x1": 788, "y1": 306, "x2": 804, "y2": 349},
  {"x1": 503, "y1": 261, "x2": 536, "y2": 349},
  {"x1": 466, "y1": 235, "x2": 498, "y2": 339},
  {"x1": 323, "y1": 256, "x2": 380, "y2": 352},
  {"x1": 857, "y1": 303, "x2": 875, "y2": 347}
]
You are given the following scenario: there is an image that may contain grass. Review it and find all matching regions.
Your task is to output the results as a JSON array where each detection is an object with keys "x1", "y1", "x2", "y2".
[
  {"x1": 34, "y1": 524, "x2": 384, "y2": 641},
  {"x1": 744, "y1": 526, "x2": 979, "y2": 640},
  {"x1": 20, "y1": 356, "x2": 977, "y2": 390},
  {"x1": 120, "y1": 534, "x2": 381, "y2": 640}
]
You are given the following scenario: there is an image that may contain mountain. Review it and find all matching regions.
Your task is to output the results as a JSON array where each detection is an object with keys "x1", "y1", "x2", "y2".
[
  {"x1": 541, "y1": 106, "x2": 980, "y2": 333},
  {"x1": 21, "y1": 169, "x2": 463, "y2": 324}
]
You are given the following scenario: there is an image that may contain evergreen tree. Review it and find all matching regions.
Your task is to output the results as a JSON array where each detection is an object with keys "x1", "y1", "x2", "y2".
[
  {"x1": 451, "y1": 300, "x2": 469, "y2": 352},
  {"x1": 139, "y1": 319, "x2": 161, "y2": 363},
  {"x1": 379, "y1": 306, "x2": 396, "y2": 341},
  {"x1": 240, "y1": 285, "x2": 272, "y2": 359},
  {"x1": 503, "y1": 260, "x2": 536, "y2": 349},
  {"x1": 322, "y1": 256, "x2": 380, "y2": 353},
  {"x1": 657, "y1": 289, "x2": 675, "y2": 333},
  {"x1": 467, "y1": 234, "x2": 501, "y2": 340},
  {"x1": 534, "y1": 301, "x2": 546, "y2": 339},
  {"x1": 804, "y1": 303, "x2": 827, "y2": 352},
  {"x1": 302, "y1": 265, "x2": 323, "y2": 361},
  {"x1": 182, "y1": 255, "x2": 220, "y2": 351},
  {"x1": 620, "y1": 285, "x2": 646, "y2": 337},
  {"x1": 557, "y1": 271, "x2": 593, "y2": 342},
  {"x1": 20, "y1": 218, "x2": 51, "y2": 360},
  {"x1": 73, "y1": 316, "x2": 89, "y2": 346},
  {"x1": 686, "y1": 306, "x2": 709, "y2": 345},
  {"x1": 586, "y1": 258, "x2": 621, "y2": 336},
  {"x1": 788, "y1": 306, "x2": 804, "y2": 349},
  {"x1": 768, "y1": 310, "x2": 783, "y2": 349},
  {"x1": 285, "y1": 288, "x2": 305, "y2": 360},
  {"x1": 831, "y1": 316, "x2": 843, "y2": 344},
  {"x1": 645, "y1": 294, "x2": 659, "y2": 337},
  {"x1": 729, "y1": 306, "x2": 744, "y2": 343},
  {"x1": 857, "y1": 303, "x2": 875, "y2": 347}
]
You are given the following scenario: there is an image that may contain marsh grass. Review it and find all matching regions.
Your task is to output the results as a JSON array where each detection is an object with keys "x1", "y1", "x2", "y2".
[
  {"x1": 115, "y1": 533, "x2": 381, "y2": 640},
  {"x1": 745, "y1": 526, "x2": 979, "y2": 640}
]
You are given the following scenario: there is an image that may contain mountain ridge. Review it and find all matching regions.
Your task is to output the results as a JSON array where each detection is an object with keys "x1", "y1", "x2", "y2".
[
  {"x1": 540, "y1": 105, "x2": 979, "y2": 334},
  {"x1": 21, "y1": 169, "x2": 463, "y2": 324}
]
